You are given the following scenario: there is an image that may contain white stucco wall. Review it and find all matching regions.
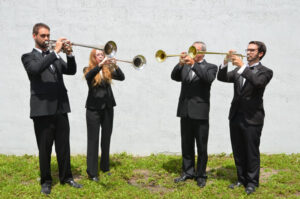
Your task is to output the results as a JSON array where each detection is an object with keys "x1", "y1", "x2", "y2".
[{"x1": 0, "y1": 0, "x2": 299, "y2": 155}]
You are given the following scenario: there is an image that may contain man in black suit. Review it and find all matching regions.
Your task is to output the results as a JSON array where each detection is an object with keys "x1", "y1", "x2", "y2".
[
  {"x1": 171, "y1": 41, "x2": 218, "y2": 188},
  {"x1": 21, "y1": 23, "x2": 82, "y2": 195},
  {"x1": 217, "y1": 41, "x2": 273, "y2": 195}
]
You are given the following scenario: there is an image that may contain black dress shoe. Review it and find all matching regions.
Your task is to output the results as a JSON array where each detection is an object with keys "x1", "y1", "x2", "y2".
[
  {"x1": 41, "y1": 183, "x2": 51, "y2": 195},
  {"x1": 245, "y1": 186, "x2": 256, "y2": 195},
  {"x1": 63, "y1": 179, "x2": 83, "y2": 188},
  {"x1": 196, "y1": 178, "x2": 206, "y2": 188},
  {"x1": 228, "y1": 181, "x2": 243, "y2": 189},
  {"x1": 174, "y1": 175, "x2": 193, "y2": 183},
  {"x1": 89, "y1": 176, "x2": 99, "y2": 182},
  {"x1": 105, "y1": 172, "x2": 112, "y2": 176}
]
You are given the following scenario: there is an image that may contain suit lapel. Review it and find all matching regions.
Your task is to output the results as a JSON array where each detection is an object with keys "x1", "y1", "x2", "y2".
[
  {"x1": 234, "y1": 68, "x2": 243, "y2": 95},
  {"x1": 238, "y1": 64, "x2": 262, "y2": 93},
  {"x1": 190, "y1": 60, "x2": 207, "y2": 82},
  {"x1": 52, "y1": 61, "x2": 59, "y2": 74},
  {"x1": 183, "y1": 65, "x2": 191, "y2": 82},
  {"x1": 33, "y1": 49, "x2": 58, "y2": 74},
  {"x1": 238, "y1": 75, "x2": 244, "y2": 91},
  {"x1": 32, "y1": 49, "x2": 43, "y2": 60}
]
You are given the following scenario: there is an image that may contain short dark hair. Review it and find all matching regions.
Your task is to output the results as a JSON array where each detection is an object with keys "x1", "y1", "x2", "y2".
[
  {"x1": 32, "y1": 23, "x2": 50, "y2": 35},
  {"x1": 249, "y1": 41, "x2": 266, "y2": 60}
]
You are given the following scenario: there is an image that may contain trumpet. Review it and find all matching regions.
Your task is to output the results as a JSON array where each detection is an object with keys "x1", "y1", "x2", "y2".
[
  {"x1": 45, "y1": 40, "x2": 117, "y2": 57},
  {"x1": 155, "y1": 50, "x2": 184, "y2": 62},
  {"x1": 188, "y1": 46, "x2": 246, "y2": 59},
  {"x1": 115, "y1": 55, "x2": 147, "y2": 70}
]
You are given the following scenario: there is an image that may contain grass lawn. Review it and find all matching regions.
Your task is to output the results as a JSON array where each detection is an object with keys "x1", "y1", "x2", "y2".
[{"x1": 0, "y1": 153, "x2": 299, "y2": 198}]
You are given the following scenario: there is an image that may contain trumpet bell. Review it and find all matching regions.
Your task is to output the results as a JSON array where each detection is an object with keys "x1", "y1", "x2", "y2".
[
  {"x1": 132, "y1": 55, "x2": 146, "y2": 70},
  {"x1": 188, "y1": 46, "x2": 197, "y2": 59},
  {"x1": 104, "y1": 41, "x2": 117, "y2": 58},
  {"x1": 155, "y1": 50, "x2": 166, "y2": 62}
]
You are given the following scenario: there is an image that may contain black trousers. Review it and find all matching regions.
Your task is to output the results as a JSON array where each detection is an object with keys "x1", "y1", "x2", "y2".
[
  {"x1": 180, "y1": 118, "x2": 209, "y2": 179},
  {"x1": 33, "y1": 113, "x2": 73, "y2": 184},
  {"x1": 86, "y1": 108, "x2": 114, "y2": 177},
  {"x1": 229, "y1": 112, "x2": 263, "y2": 187}
]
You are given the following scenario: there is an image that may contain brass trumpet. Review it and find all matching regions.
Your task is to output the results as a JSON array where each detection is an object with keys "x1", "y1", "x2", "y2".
[
  {"x1": 188, "y1": 46, "x2": 246, "y2": 59},
  {"x1": 45, "y1": 40, "x2": 117, "y2": 57},
  {"x1": 155, "y1": 47, "x2": 247, "y2": 63},
  {"x1": 155, "y1": 50, "x2": 183, "y2": 62}
]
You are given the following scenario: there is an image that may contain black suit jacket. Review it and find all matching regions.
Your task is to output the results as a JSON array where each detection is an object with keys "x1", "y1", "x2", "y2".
[
  {"x1": 84, "y1": 66, "x2": 125, "y2": 110},
  {"x1": 217, "y1": 63, "x2": 273, "y2": 125},
  {"x1": 171, "y1": 60, "x2": 218, "y2": 120},
  {"x1": 21, "y1": 49, "x2": 77, "y2": 117}
]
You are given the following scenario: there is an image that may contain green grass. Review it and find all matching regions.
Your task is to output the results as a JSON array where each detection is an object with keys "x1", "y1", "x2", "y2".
[{"x1": 0, "y1": 153, "x2": 299, "y2": 198}]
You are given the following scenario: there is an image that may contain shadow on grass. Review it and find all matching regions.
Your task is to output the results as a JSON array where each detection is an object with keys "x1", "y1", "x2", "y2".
[
  {"x1": 207, "y1": 165, "x2": 237, "y2": 182},
  {"x1": 48, "y1": 162, "x2": 83, "y2": 185},
  {"x1": 110, "y1": 158, "x2": 122, "y2": 169},
  {"x1": 45, "y1": 156, "x2": 122, "y2": 185},
  {"x1": 162, "y1": 158, "x2": 182, "y2": 174},
  {"x1": 161, "y1": 157, "x2": 237, "y2": 183}
]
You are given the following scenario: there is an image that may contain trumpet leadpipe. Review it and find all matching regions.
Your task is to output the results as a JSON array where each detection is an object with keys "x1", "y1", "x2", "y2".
[
  {"x1": 188, "y1": 46, "x2": 246, "y2": 59},
  {"x1": 45, "y1": 40, "x2": 117, "y2": 57}
]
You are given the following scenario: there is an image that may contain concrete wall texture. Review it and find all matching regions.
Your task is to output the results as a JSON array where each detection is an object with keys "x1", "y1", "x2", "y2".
[{"x1": 0, "y1": 0, "x2": 299, "y2": 155}]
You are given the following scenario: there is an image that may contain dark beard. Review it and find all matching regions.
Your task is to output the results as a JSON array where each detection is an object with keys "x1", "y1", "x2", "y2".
[
  {"x1": 36, "y1": 40, "x2": 48, "y2": 49},
  {"x1": 247, "y1": 54, "x2": 259, "y2": 63}
]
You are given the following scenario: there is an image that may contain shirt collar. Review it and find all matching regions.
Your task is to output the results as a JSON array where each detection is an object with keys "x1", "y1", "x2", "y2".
[
  {"x1": 34, "y1": 47, "x2": 51, "y2": 54},
  {"x1": 34, "y1": 47, "x2": 43, "y2": 53},
  {"x1": 247, "y1": 62, "x2": 260, "y2": 68},
  {"x1": 198, "y1": 59, "x2": 205, "y2": 64}
]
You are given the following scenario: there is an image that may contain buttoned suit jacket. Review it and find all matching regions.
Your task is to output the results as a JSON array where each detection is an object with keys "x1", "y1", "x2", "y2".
[
  {"x1": 84, "y1": 66, "x2": 125, "y2": 110},
  {"x1": 21, "y1": 49, "x2": 77, "y2": 117},
  {"x1": 217, "y1": 63, "x2": 273, "y2": 125},
  {"x1": 171, "y1": 60, "x2": 218, "y2": 120}
]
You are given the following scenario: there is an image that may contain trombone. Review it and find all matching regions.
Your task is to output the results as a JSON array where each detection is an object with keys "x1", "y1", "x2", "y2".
[
  {"x1": 46, "y1": 40, "x2": 146, "y2": 69},
  {"x1": 188, "y1": 46, "x2": 246, "y2": 59}
]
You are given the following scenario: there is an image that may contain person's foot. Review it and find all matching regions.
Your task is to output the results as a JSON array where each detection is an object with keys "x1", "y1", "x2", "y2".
[
  {"x1": 63, "y1": 179, "x2": 83, "y2": 188},
  {"x1": 196, "y1": 177, "x2": 206, "y2": 188},
  {"x1": 103, "y1": 171, "x2": 112, "y2": 176},
  {"x1": 228, "y1": 181, "x2": 244, "y2": 189},
  {"x1": 174, "y1": 175, "x2": 193, "y2": 183},
  {"x1": 89, "y1": 176, "x2": 99, "y2": 182},
  {"x1": 245, "y1": 186, "x2": 256, "y2": 195},
  {"x1": 41, "y1": 183, "x2": 51, "y2": 195}
]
